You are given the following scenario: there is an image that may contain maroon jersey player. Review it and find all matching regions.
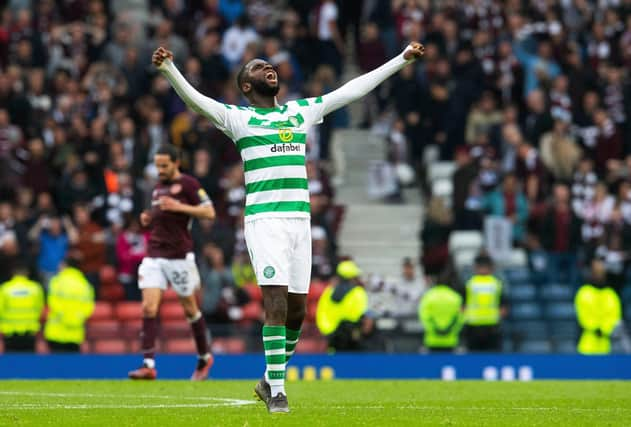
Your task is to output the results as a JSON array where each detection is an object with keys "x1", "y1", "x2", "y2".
[{"x1": 128, "y1": 144, "x2": 216, "y2": 381}]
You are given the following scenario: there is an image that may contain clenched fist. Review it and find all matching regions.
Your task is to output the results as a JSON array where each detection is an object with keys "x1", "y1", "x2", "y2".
[
  {"x1": 403, "y1": 42, "x2": 425, "y2": 61},
  {"x1": 152, "y1": 46, "x2": 174, "y2": 68}
]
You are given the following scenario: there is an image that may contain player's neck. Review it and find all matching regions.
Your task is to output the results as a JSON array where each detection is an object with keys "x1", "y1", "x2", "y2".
[
  {"x1": 248, "y1": 94, "x2": 277, "y2": 109},
  {"x1": 167, "y1": 170, "x2": 182, "y2": 182}
]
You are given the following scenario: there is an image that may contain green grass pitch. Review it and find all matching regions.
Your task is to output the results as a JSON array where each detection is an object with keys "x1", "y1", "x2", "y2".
[{"x1": 0, "y1": 380, "x2": 629, "y2": 426}]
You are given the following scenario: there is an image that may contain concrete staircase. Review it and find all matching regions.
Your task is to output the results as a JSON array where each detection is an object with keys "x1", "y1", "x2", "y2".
[{"x1": 333, "y1": 129, "x2": 423, "y2": 281}]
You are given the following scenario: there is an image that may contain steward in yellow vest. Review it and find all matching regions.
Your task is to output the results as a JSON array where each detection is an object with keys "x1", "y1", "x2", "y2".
[
  {"x1": 575, "y1": 260, "x2": 622, "y2": 354},
  {"x1": 316, "y1": 260, "x2": 373, "y2": 352},
  {"x1": 0, "y1": 265, "x2": 44, "y2": 352},
  {"x1": 44, "y1": 259, "x2": 95, "y2": 352},
  {"x1": 464, "y1": 254, "x2": 506, "y2": 352},
  {"x1": 419, "y1": 284, "x2": 463, "y2": 352}
]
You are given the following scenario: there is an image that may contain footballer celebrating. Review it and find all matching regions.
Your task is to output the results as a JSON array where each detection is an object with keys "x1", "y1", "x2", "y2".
[
  {"x1": 152, "y1": 42, "x2": 424, "y2": 411},
  {"x1": 128, "y1": 145, "x2": 216, "y2": 381}
]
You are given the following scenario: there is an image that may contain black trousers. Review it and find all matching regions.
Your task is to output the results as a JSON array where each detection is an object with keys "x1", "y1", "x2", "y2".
[
  {"x1": 465, "y1": 325, "x2": 502, "y2": 352},
  {"x1": 4, "y1": 334, "x2": 36, "y2": 352},
  {"x1": 47, "y1": 341, "x2": 80, "y2": 353}
]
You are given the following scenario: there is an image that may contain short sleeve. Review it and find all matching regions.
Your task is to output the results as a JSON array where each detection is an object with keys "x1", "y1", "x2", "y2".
[{"x1": 185, "y1": 177, "x2": 212, "y2": 206}]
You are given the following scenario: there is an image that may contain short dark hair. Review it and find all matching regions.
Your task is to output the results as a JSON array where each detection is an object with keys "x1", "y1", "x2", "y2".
[
  {"x1": 155, "y1": 144, "x2": 179, "y2": 162},
  {"x1": 474, "y1": 253, "x2": 494, "y2": 268},
  {"x1": 236, "y1": 63, "x2": 248, "y2": 95}
]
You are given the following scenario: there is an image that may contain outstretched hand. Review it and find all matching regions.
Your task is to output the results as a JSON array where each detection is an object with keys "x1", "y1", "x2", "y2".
[
  {"x1": 403, "y1": 42, "x2": 425, "y2": 61},
  {"x1": 152, "y1": 46, "x2": 174, "y2": 68}
]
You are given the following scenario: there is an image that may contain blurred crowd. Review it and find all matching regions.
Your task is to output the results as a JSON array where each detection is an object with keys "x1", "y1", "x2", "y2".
[{"x1": 0, "y1": 0, "x2": 630, "y2": 346}]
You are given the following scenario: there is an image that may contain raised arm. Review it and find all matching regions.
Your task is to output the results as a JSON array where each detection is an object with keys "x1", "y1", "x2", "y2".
[
  {"x1": 319, "y1": 42, "x2": 424, "y2": 117},
  {"x1": 153, "y1": 47, "x2": 230, "y2": 134}
]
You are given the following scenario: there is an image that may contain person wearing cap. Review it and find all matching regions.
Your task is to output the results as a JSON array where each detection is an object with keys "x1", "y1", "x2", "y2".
[
  {"x1": 463, "y1": 253, "x2": 507, "y2": 352},
  {"x1": 316, "y1": 260, "x2": 373, "y2": 352}
]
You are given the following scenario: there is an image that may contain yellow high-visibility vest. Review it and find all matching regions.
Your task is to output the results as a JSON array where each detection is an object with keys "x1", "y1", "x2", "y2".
[
  {"x1": 419, "y1": 285, "x2": 464, "y2": 348},
  {"x1": 44, "y1": 267, "x2": 95, "y2": 344},
  {"x1": 316, "y1": 283, "x2": 367, "y2": 336},
  {"x1": 0, "y1": 275, "x2": 44, "y2": 335},
  {"x1": 465, "y1": 275, "x2": 502, "y2": 326},
  {"x1": 575, "y1": 284, "x2": 621, "y2": 355}
]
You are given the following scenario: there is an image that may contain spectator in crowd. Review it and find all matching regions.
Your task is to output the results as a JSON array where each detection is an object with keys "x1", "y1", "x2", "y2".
[
  {"x1": 71, "y1": 203, "x2": 106, "y2": 290},
  {"x1": 0, "y1": 262, "x2": 44, "y2": 352},
  {"x1": 540, "y1": 113, "x2": 582, "y2": 182},
  {"x1": 421, "y1": 197, "x2": 453, "y2": 278},
  {"x1": 389, "y1": 257, "x2": 426, "y2": 319},
  {"x1": 115, "y1": 216, "x2": 148, "y2": 301},
  {"x1": 464, "y1": 254, "x2": 506, "y2": 352},
  {"x1": 43, "y1": 257, "x2": 95, "y2": 352},
  {"x1": 200, "y1": 242, "x2": 249, "y2": 331},
  {"x1": 540, "y1": 183, "x2": 583, "y2": 287},
  {"x1": 28, "y1": 215, "x2": 78, "y2": 287},
  {"x1": 483, "y1": 173, "x2": 529, "y2": 245},
  {"x1": 596, "y1": 207, "x2": 631, "y2": 294}
]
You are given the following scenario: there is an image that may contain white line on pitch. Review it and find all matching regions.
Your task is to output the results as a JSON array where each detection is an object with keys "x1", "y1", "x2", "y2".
[
  {"x1": 1, "y1": 402, "x2": 255, "y2": 410},
  {"x1": 0, "y1": 391, "x2": 252, "y2": 403}
]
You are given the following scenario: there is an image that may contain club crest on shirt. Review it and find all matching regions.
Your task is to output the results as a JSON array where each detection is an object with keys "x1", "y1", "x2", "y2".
[
  {"x1": 279, "y1": 129, "x2": 294, "y2": 142},
  {"x1": 170, "y1": 183, "x2": 182, "y2": 195}
]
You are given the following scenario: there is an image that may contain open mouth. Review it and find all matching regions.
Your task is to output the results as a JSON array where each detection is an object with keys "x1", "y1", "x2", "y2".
[{"x1": 265, "y1": 71, "x2": 277, "y2": 83}]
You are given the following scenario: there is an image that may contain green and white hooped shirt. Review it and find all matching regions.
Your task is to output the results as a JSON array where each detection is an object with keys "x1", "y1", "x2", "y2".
[{"x1": 160, "y1": 50, "x2": 412, "y2": 222}]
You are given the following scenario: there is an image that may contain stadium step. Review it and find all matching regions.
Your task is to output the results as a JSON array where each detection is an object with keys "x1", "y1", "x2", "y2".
[{"x1": 334, "y1": 129, "x2": 423, "y2": 280}]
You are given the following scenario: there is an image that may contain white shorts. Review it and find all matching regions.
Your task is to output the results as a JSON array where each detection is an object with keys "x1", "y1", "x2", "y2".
[
  {"x1": 138, "y1": 253, "x2": 200, "y2": 297},
  {"x1": 244, "y1": 217, "x2": 312, "y2": 294}
]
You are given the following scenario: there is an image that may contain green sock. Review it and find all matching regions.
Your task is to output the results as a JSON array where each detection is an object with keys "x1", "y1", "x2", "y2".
[
  {"x1": 285, "y1": 328, "x2": 301, "y2": 363},
  {"x1": 263, "y1": 325, "x2": 286, "y2": 396}
]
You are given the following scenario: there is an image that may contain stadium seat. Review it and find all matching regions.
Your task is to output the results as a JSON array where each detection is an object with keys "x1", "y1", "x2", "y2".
[
  {"x1": 308, "y1": 281, "x2": 327, "y2": 303},
  {"x1": 453, "y1": 249, "x2": 478, "y2": 271},
  {"x1": 160, "y1": 302, "x2": 185, "y2": 320},
  {"x1": 99, "y1": 265, "x2": 118, "y2": 286},
  {"x1": 503, "y1": 249, "x2": 527, "y2": 269},
  {"x1": 93, "y1": 339, "x2": 127, "y2": 354},
  {"x1": 544, "y1": 302, "x2": 575, "y2": 320},
  {"x1": 432, "y1": 179, "x2": 453, "y2": 200},
  {"x1": 305, "y1": 300, "x2": 318, "y2": 323},
  {"x1": 243, "y1": 284, "x2": 262, "y2": 303},
  {"x1": 509, "y1": 284, "x2": 537, "y2": 302},
  {"x1": 115, "y1": 302, "x2": 143, "y2": 321},
  {"x1": 548, "y1": 321, "x2": 579, "y2": 340},
  {"x1": 162, "y1": 319, "x2": 191, "y2": 338},
  {"x1": 162, "y1": 289, "x2": 179, "y2": 302},
  {"x1": 510, "y1": 320, "x2": 548, "y2": 340},
  {"x1": 553, "y1": 339, "x2": 577, "y2": 354},
  {"x1": 241, "y1": 301, "x2": 263, "y2": 322},
  {"x1": 87, "y1": 319, "x2": 120, "y2": 339},
  {"x1": 540, "y1": 284, "x2": 574, "y2": 301},
  {"x1": 518, "y1": 340, "x2": 552, "y2": 353},
  {"x1": 296, "y1": 338, "x2": 328, "y2": 353},
  {"x1": 510, "y1": 302, "x2": 542, "y2": 320},
  {"x1": 502, "y1": 267, "x2": 531, "y2": 285},
  {"x1": 211, "y1": 338, "x2": 247, "y2": 354},
  {"x1": 428, "y1": 161, "x2": 456, "y2": 182},
  {"x1": 119, "y1": 319, "x2": 142, "y2": 339},
  {"x1": 626, "y1": 306, "x2": 631, "y2": 321},
  {"x1": 448, "y1": 231, "x2": 484, "y2": 254},
  {"x1": 164, "y1": 338, "x2": 196, "y2": 354},
  {"x1": 99, "y1": 283, "x2": 125, "y2": 302},
  {"x1": 90, "y1": 302, "x2": 114, "y2": 321}
]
